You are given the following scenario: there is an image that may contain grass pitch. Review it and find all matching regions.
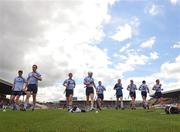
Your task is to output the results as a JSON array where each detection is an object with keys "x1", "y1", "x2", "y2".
[{"x1": 0, "y1": 108, "x2": 180, "y2": 132}]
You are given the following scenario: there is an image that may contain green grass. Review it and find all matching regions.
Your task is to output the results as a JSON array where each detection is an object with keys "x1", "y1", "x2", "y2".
[{"x1": 0, "y1": 109, "x2": 180, "y2": 132}]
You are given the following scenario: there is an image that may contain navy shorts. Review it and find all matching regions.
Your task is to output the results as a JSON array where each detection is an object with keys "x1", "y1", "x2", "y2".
[
  {"x1": 12, "y1": 91, "x2": 22, "y2": 96},
  {"x1": 141, "y1": 91, "x2": 147, "y2": 98},
  {"x1": 27, "y1": 84, "x2": 38, "y2": 94},
  {"x1": 116, "y1": 90, "x2": 123, "y2": 98},
  {"x1": 130, "y1": 92, "x2": 136, "y2": 99},
  {"x1": 116, "y1": 94, "x2": 123, "y2": 98},
  {"x1": 98, "y1": 94, "x2": 104, "y2": 100},
  {"x1": 155, "y1": 92, "x2": 162, "y2": 99},
  {"x1": 66, "y1": 89, "x2": 73, "y2": 97},
  {"x1": 86, "y1": 87, "x2": 94, "y2": 96}
]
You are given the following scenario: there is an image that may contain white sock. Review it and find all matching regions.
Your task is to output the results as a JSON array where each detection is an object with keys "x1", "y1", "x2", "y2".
[
  {"x1": 121, "y1": 101, "x2": 124, "y2": 108},
  {"x1": 24, "y1": 103, "x2": 27, "y2": 109},
  {"x1": 11, "y1": 103, "x2": 14, "y2": 108},
  {"x1": 15, "y1": 104, "x2": 19, "y2": 110},
  {"x1": 91, "y1": 103, "x2": 94, "y2": 108},
  {"x1": 145, "y1": 101, "x2": 147, "y2": 106}
]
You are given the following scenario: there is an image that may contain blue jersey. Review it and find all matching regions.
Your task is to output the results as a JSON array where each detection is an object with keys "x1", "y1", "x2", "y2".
[
  {"x1": 84, "y1": 76, "x2": 95, "y2": 87},
  {"x1": 114, "y1": 83, "x2": 123, "y2": 95},
  {"x1": 13, "y1": 76, "x2": 26, "y2": 91},
  {"x1": 27, "y1": 72, "x2": 41, "y2": 85},
  {"x1": 139, "y1": 84, "x2": 149, "y2": 93},
  {"x1": 96, "y1": 85, "x2": 106, "y2": 94},
  {"x1": 63, "y1": 79, "x2": 76, "y2": 90}
]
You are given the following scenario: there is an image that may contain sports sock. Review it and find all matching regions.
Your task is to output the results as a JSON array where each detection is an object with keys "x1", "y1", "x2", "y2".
[
  {"x1": 24, "y1": 103, "x2": 27, "y2": 109},
  {"x1": 15, "y1": 103, "x2": 19, "y2": 110},
  {"x1": 121, "y1": 101, "x2": 124, "y2": 108},
  {"x1": 90, "y1": 101, "x2": 94, "y2": 109}
]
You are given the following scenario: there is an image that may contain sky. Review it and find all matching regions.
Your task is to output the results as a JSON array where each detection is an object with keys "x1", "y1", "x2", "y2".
[{"x1": 0, "y1": 0, "x2": 180, "y2": 102}]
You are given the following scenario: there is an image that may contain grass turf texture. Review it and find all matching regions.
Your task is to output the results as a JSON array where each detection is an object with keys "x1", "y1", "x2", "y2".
[{"x1": 0, "y1": 109, "x2": 180, "y2": 132}]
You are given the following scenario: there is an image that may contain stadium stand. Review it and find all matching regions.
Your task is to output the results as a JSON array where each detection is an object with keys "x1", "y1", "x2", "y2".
[
  {"x1": 0, "y1": 78, "x2": 12, "y2": 107},
  {"x1": 0, "y1": 78, "x2": 12, "y2": 94},
  {"x1": 150, "y1": 88, "x2": 180, "y2": 105}
]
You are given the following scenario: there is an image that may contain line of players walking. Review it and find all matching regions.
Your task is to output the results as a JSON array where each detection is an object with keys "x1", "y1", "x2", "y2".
[
  {"x1": 63, "y1": 72, "x2": 163, "y2": 111},
  {"x1": 11, "y1": 65, "x2": 163, "y2": 111}
]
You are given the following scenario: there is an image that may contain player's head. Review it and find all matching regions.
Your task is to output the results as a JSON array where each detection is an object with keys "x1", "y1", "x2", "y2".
[
  {"x1": 130, "y1": 80, "x2": 134, "y2": 84},
  {"x1": 117, "y1": 79, "x2": 121, "y2": 83},
  {"x1": 98, "y1": 81, "x2": 102, "y2": 85},
  {"x1": 142, "y1": 80, "x2": 146, "y2": 84},
  {"x1": 88, "y1": 71, "x2": 93, "y2": 77},
  {"x1": 68, "y1": 73, "x2": 73, "y2": 78},
  {"x1": 18, "y1": 70, "x2": 23, "y2": 76},
  {"x1": 156, "y1": 79, "x2": 160, "y2": 84},
  {"x1": 32, "y1": 64, "x2": 38, "y2": 72}
]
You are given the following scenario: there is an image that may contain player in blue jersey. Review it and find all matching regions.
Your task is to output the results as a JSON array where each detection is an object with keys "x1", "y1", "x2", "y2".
[
  {"x1": 114, "y1": 79, "x2": 124, "y2": 110},
  {"x1": 24, "y1": 65, "x2": 42, "y2": 111},
  {"x1": 84, "y1": 72, "x2": 96, "y2": 110},
  {"x1": 139, "y1": 80, "x2": 149, "y2": 109},
  {"x1": 11, "y1": 70, "x2": 26, "y2": 110},
  {"x1": 63, "y1": 73, "x2": 76, "y2": 110},
  {"x1": 96, "y1": 81, "x2": 106, "y2": 109},
  {"x1": 127, "y1": 80, "x2": 137, "y2": 109}
]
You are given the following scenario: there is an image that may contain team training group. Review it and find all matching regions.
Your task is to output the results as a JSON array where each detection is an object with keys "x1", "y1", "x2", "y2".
[{"x1": 11, "y1": 65, "x2": 163, "y2": 111}]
